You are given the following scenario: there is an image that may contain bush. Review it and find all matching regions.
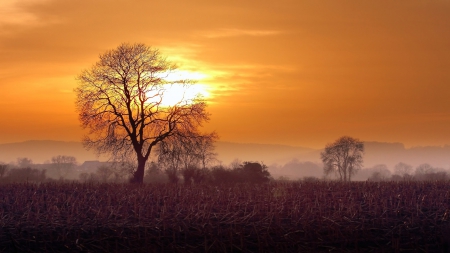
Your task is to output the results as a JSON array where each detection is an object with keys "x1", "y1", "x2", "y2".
[{"x1": 236, "y1": 162, "x2": 271, "y2": 183}]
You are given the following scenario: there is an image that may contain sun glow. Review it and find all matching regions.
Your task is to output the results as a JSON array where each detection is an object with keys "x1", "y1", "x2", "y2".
[{"x1": 151, "y1": 70, "x2": 211, "y2": 106}]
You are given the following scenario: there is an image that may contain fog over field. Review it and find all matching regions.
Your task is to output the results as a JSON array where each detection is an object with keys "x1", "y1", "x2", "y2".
[{"x1": 1, "y1": 140, "x2": 449, "y2": 180}]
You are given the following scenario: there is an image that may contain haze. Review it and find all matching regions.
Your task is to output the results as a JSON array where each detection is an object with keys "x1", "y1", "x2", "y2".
[{"x1": 1, "y1": 0, "x2": 450, "y2": 149}]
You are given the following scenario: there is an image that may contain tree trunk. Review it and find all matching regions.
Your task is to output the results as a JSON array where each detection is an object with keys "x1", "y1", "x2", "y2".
[{"x1": 130, "y1": 157, "x2": 147, "y2": 184}]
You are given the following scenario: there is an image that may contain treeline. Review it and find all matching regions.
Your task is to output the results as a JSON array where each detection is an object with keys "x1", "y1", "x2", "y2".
[
  {"x1": 0, "y1": 158, "x2": 272, "y2": 185},
  {"x1": 142, "y1": 162, "x2": 271, "y2": 185},
  {"x1": 2, "y1": 155, "x2": 449, "y2": 184},
  {"x1": 0, "y1": 156, "x2": 78, "y2": 184},
  {"x1": 362, "y1": 162, "x2": 450, "y2": 182},
  {"x1": 0, "y1": 166, "x2": 46, "y2": 184}
]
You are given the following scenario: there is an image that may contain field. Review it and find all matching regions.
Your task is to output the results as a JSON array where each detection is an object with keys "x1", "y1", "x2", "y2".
[{"x1": 1, "y1": 181, "x2": 450, "y2": 252}]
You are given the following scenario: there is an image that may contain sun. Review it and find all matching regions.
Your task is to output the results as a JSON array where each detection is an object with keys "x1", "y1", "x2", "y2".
[{"x1": 156, "y1": 70, "x2": 211, "y2": 106}]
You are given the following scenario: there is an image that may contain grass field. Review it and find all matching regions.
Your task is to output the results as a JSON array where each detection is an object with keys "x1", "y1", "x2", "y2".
[{"x1": 1, "y1": 181, "x2": 450, "y2": 252}]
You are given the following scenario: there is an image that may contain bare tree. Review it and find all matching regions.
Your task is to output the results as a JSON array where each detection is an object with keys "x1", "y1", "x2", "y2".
[
  {"x1": 157, "y1": 131, "x2": 217, "y2": 183},
  {"x1": 393, "y1": 162, "x2": 413, "y2": 180},
  {"x1": 414, "y1": 163, "x2": 440, "y2": 180},
  {"x1": 51, "y1": 155, "x2": 77, "y2": 178},
  {"x1": 414, "y1": 163, "x2": 435, "y2": 176},
  {"x1": 321, "y1": 136, "x2": 364, "y2": 182},
  {"x1": 17, "y1": 157, "x2": 33, "y2": 168},
  {"x1": 368, "y1": 164, "x2": 391, "y2": 182},
  {"x1": 75, "y1": 43, "x2": 210, "y2": 184},
  {"x1": 51, "y1": 155, "x2": 77, "y2": 165},
  {"x1": 157, "y1": 135, "x2": 185, "y2": 184},
  {"x1": 195, "y1": 132, "x2": 219, "y2": 169}
]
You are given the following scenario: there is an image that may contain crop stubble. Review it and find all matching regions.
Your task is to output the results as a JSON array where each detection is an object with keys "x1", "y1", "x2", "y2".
[{"x1": 1, "y1": 181, "x2": 450, "y2": 252}]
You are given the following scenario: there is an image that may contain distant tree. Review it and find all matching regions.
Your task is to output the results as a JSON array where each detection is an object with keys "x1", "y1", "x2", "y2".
[
  {"x1": 209, "y1": 163, "x2": 271, "y2": 184},
  {"x1": 393, "y1": 162, "x2": 413, "y2": 180},
  {"x1": 17, "y1": 157, "x2": 33, "y2": 168},
  {"x1": 367, "y1": 164, "x2": 391, "y2": 182},
  {"x1": 414, "y1": 163, "x2": 434, "y2": 176},
  {"x1": 51, "y1": 155, "x2": 77, "y2": 165},
  {"x1": 413, "y1": 163, "x2": 446, "y2": 181},
  {"x1": 75, "y1": 43, "x2": 211, "y2": 184},
  {"x1": 51, "y1": 155, "x2": 77, "y2": 178},
  {"x1": 321, "y1": 136, "x2": 364, "y2": 182},
  {"x1": 157, "y1": 136, "x2": 184, "y2": 184},
  {"x1": 157, "y1": 132, "x2": 217, "y2": 184},
  {"x1": 236, "y1": 162, "x2": 271, "y2": 183},
  {"x1": 195, "y1": 132, "x2": 219, "y2": 169},
  {"x1": 158, "y1": 134, "x2": 197, "y2": 174}
]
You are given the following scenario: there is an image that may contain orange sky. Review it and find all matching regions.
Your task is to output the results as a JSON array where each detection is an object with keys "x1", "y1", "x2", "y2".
[{"x1": 1, "y1": 0, "x2": 449, "y2": 149}]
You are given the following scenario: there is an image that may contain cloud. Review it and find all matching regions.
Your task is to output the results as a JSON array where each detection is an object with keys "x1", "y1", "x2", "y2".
[
  {"x1": 0, "y1": 0, "x2": 57, "y2": 35},
  {"x1": 200, "y1": 29, "x2": 282, "y2": 38},
  {"x1": 0, "y1": 0, "x2": 38, "y2": 26},
  {"x1": 0, "y1": 0, "x2": 53, "y2": 24}
]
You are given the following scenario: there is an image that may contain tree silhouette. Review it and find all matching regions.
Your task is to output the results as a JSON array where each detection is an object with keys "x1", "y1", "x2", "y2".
[
  {"x1": 157, "y1": 131, "x2": 218, "y2": 184},
  {"x1": 75, "y1": 43, "x2": 210, "y2": 184},
  {"x1": 321, "y1": 136, "x2": 364, "y2": 181},
  {"x1": 237, "y1": 162, "x2": 271, "y2": 183}
]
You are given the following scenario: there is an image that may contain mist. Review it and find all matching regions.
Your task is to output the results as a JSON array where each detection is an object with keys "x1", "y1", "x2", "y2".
[{"x1": 1, "y1": 140, "x2": 449, "y2": 182}]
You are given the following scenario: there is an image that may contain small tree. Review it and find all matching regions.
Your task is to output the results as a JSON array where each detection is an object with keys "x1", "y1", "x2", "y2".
[
  {"x1": 393, "y1": 162, "x2": 413, "y2": 180},
  {"x1": 195, "y1": 132, "x2": 219, "y2": 169},
  {"x1": 17, "y1": 157, "x2": 33, "y2": 168},
  {"x1": 157, "y1": 131, "x2": 217, "y2": 184},
  {"x1": 51, "y1": 155, "x2": 77, "y2": 178},
  {"x1": 414, "y1": 163, "x2": 434, "y2": 176},
  {"x1": 157, "y1": 136, "x2": 184, "y2": 184},
  {"x1": 414, "y1": 163, "x2": 444, "y2": 181},
  {"x1": 321, "y1": 136, "x2": 364, "y2": 182},
  {"x1": 368, "y1": 164, "x2": 391, "y2": 182}
]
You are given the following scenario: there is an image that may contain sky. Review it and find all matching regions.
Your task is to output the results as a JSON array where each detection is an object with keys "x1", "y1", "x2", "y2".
[{"x1": 0, "y1": 0, "x2": 449, "y2": 149}]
